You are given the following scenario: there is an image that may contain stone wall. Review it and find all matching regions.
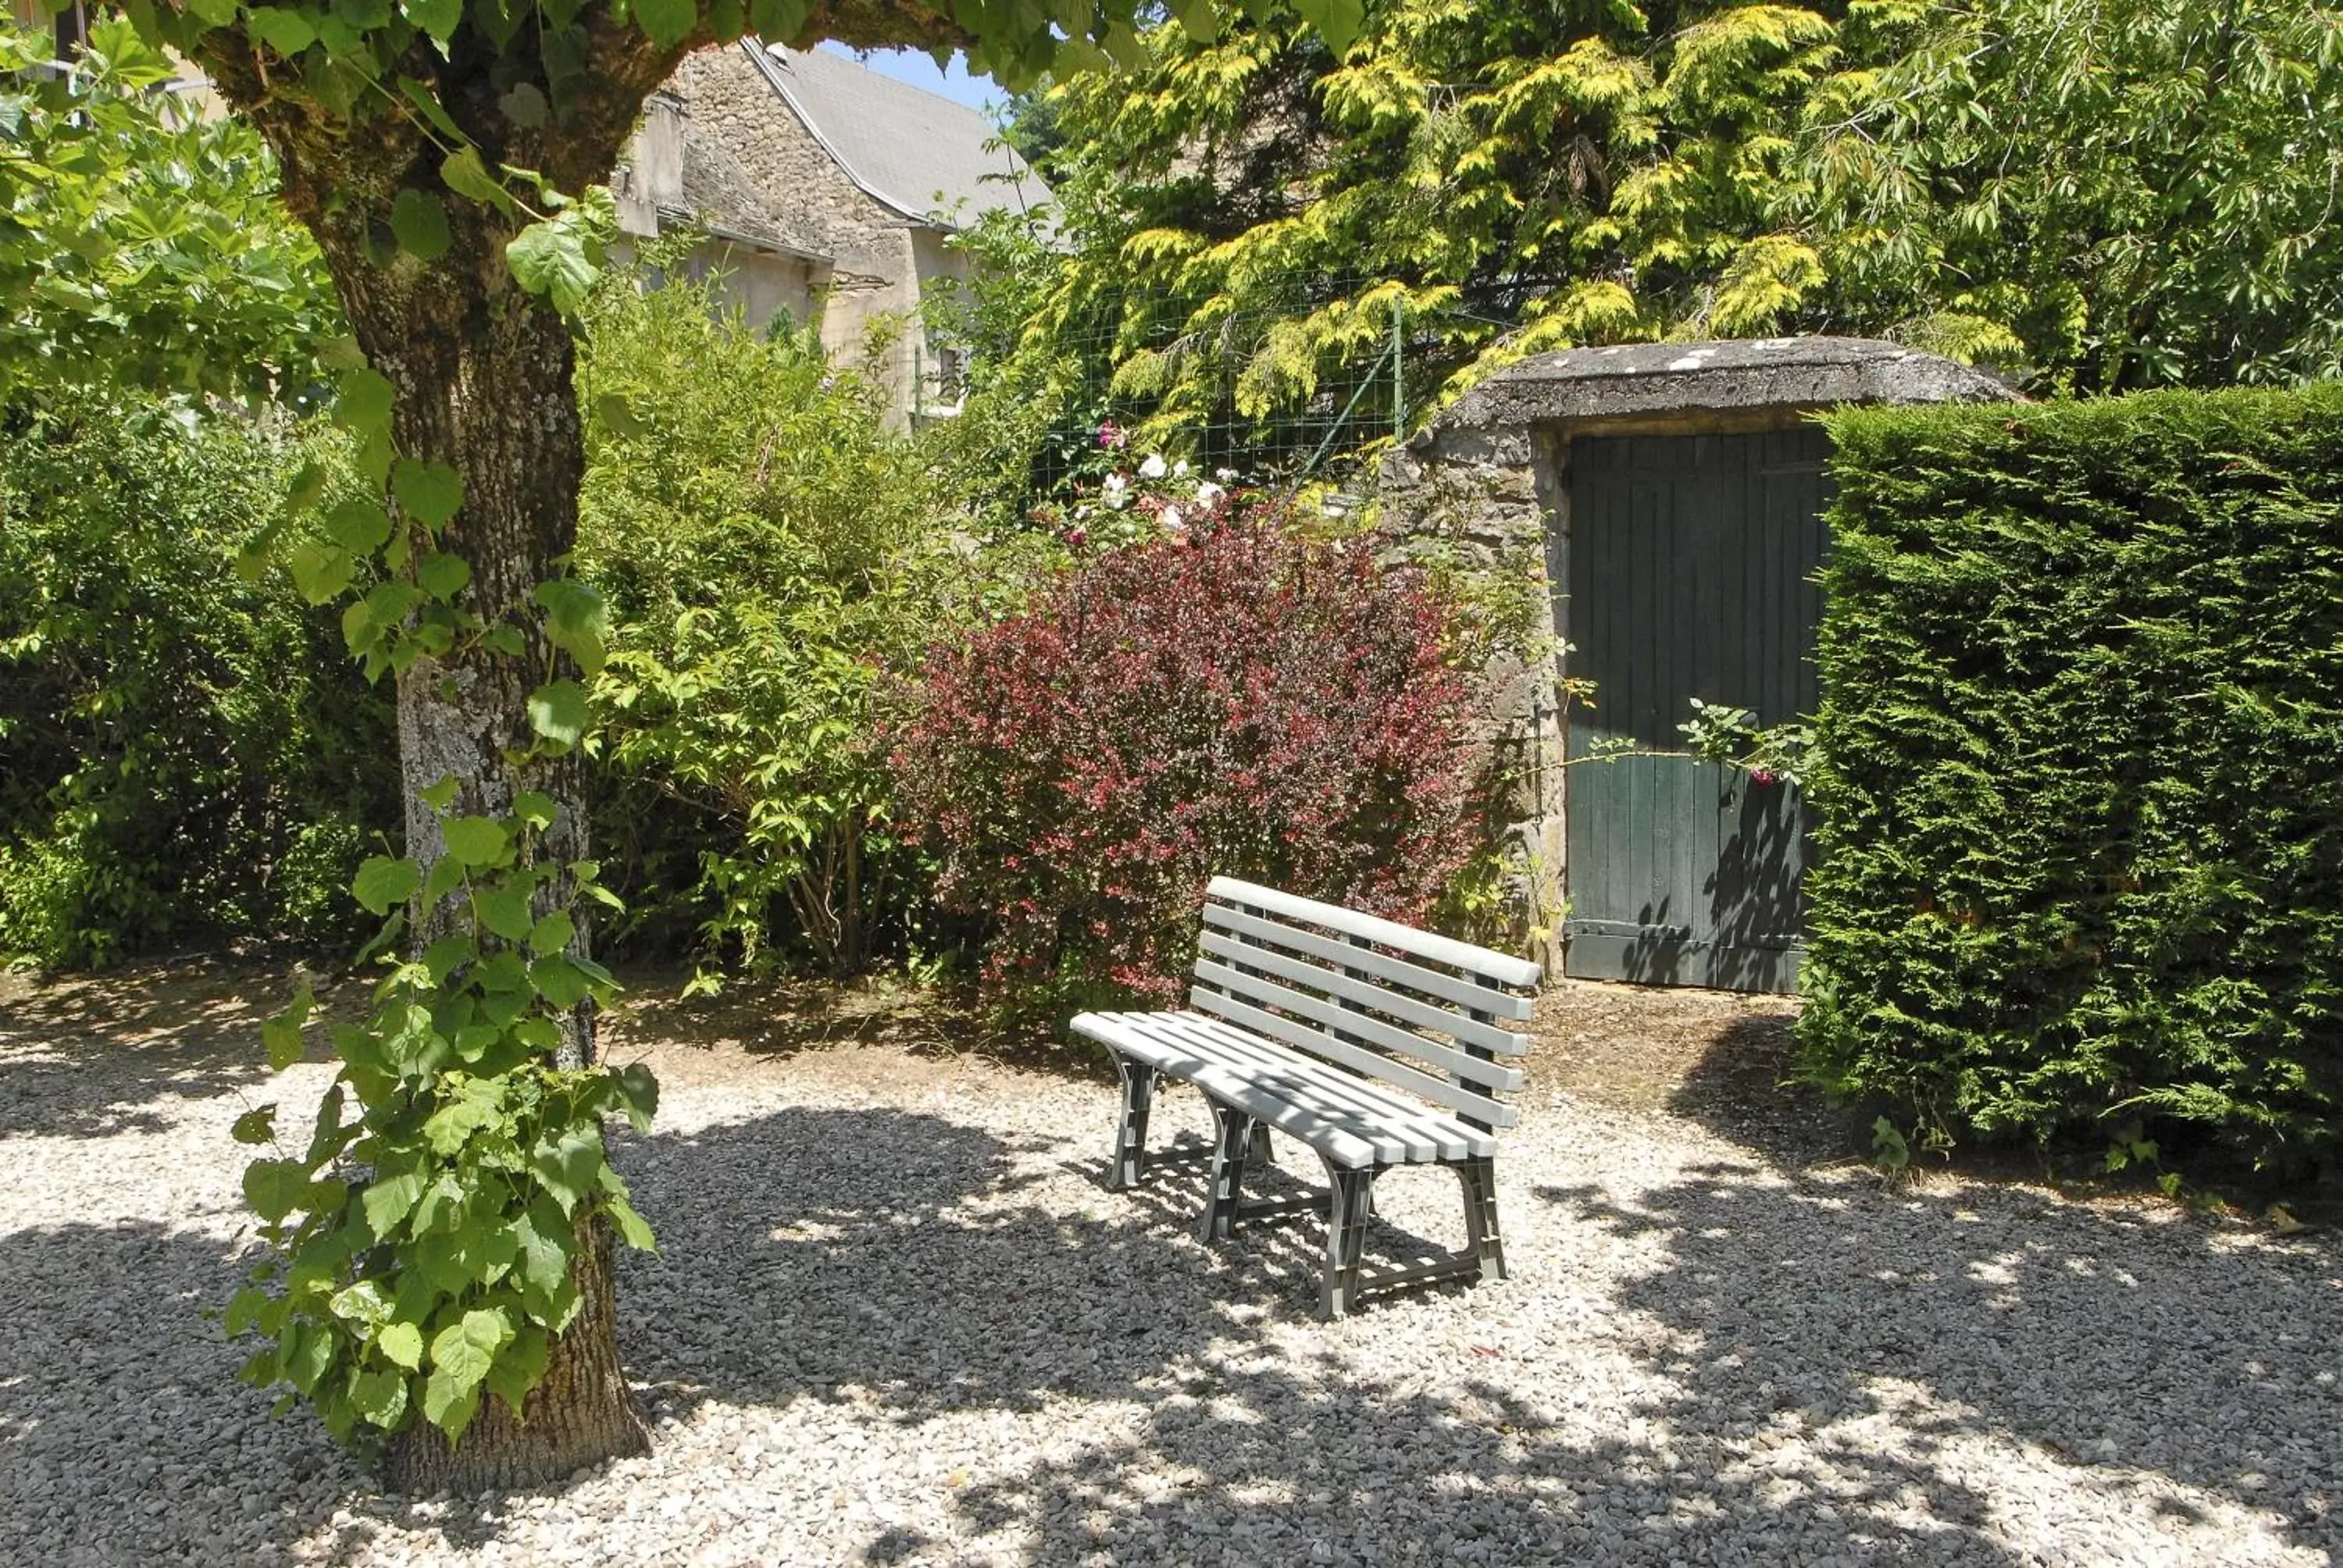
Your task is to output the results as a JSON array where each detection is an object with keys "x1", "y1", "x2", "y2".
[{"x1": 1375, "y1": 422, "x2": 1568, "y2": 964}]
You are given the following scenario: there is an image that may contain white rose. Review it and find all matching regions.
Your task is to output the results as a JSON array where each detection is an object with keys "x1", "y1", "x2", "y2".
[
  {"x1": 1173, "y1": 458, "x2": 1190, "y2": 477},
  {"x1": 1161, "y1": 505, "x2": 1184, "y2": 532},
  {"x1": 1193, "y1": 481, "x2": 1224, "y2": 506},
  {"x1": 1139, "y1": 453, "x2": 1168, "y2": 479}
]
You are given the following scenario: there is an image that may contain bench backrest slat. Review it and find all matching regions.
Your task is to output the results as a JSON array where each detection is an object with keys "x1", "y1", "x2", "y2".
[
  {"x1": 1189, "y1": 986, "x2": 1522, "y2": 1128},
  {"x1": 1190, "y1": 875, "x2": 1541, "y2": 1134}
]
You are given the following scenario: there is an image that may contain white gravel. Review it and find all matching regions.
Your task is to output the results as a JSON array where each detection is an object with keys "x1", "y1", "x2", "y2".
[{"x1": 2, "y1": 978, "x2": 2338, "y2": 1566}]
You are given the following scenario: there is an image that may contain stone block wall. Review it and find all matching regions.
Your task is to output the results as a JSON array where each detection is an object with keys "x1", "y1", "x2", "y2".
[{"x1": 1375, "y1": 423, "x2": 1567, "y2": 968}]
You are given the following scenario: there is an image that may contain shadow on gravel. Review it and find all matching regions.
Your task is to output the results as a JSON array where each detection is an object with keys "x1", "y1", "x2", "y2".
[
  {"x1": 1534, "y1": 1167, "x2": 2343, "y2": 1563},
  {"x1": 0, "y1": 1220, "x2": 368, "y2": 1563},
  {"x1": 0, "y1": 962, "x2": 294, "y2": 1140},
  {"x1": 604, "y1": 1103, "x2": 2339, "y2": 1566},
  {"x1": 1664, "y1": 1012, "x2": 1850, "y2": 1167},
  {"x1": 7, "y1": 1089, "x2": 2338, "y2": 1566}
]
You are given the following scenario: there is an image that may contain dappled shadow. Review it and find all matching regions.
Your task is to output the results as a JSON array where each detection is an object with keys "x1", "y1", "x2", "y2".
[
  {"x1": 0, "y1": 1219, "x2": 371, "y2": 1563},
  {"x1": 3, "y1": 983, "x2": 2337, "y2": 1564},
  {"x1": 600, "y1": 1099, "x2": 2341, "y2": 1563},
  {"x1": 1533, "y1": 1164, "x2": 2342, "y2": 1561},
  {"x1": 0, "y1": 959, "x2": 337, "y2": 1139},
  {"x1": 1663, "y1": 1010, "x2": 1848, "y2": 1165}
]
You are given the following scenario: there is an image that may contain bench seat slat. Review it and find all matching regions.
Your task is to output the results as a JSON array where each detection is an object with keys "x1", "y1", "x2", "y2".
[
  {"x1": 1075, "y1": 1014, "x2": 1419, "y2": 1165},
  {"x1": 1189, "y1": 985, "x2": 1519, "y2": 1128},
  {"x1": 1200, "y1": 905, "x2": 1535, "y2": 1022},
  {"x1": 1143, "y1": 1014, "x2": 1496, "y2": 1160},
  {"x1": 1196, "y1": 931, "x2": 1532, "y2": 1062},
  {"x1": 1207, "y1": 876, "x2": 1542, "y2": 989},
  {"x1": 1072, "y1": 1010, "x2": 1500, "y2": 1166},
  {"x1": 1191, "y1": 957, "x2": 1523, "y2": 1094}
]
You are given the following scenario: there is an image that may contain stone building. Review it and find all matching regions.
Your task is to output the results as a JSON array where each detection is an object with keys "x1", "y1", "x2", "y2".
[
  {"x1": 1378, "y1": 337, "x2": 2010, "y2": 989},
  {"x1": 612, "y1": 42, "x2": 1049, "y2": 426}
]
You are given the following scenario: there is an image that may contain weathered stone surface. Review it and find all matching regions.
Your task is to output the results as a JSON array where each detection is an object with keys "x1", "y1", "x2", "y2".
[{"x1": 1428, "y1": 337, "x2": 2013, "y2": 433}]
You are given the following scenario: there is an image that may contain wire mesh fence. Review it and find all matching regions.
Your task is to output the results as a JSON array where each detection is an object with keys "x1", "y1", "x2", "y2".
[{"x1": 978, "y1": 269, "x2": 1550, "y2": 492}]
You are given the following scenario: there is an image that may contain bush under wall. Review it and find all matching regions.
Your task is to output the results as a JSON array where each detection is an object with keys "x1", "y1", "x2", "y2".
[{"x1": 1803, "y1": 385, "x2": 2343, "y2": 1175}]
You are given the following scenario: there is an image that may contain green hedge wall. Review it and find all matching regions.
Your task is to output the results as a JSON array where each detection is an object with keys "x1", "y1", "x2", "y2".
[{"x1": 1804, "y1": 386, "x2": 2343, "y2": 1174}]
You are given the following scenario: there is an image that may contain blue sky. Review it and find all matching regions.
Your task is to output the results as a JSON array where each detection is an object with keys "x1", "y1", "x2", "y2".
[{"x1": 815, "y1": 43, "x2": 1007, "y2": 116}]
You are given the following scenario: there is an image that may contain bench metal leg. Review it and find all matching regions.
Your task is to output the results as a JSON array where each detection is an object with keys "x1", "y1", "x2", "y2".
[
  {"x1": 1197, "y1": 1103, "x2": 1261, "y2": 1242},
  {"x1": 1109, "y1": 1058, "x2": 1158, "y2": 1192},
  {"x1": 1320, "y1": 1159, "x2": 1376, "y2": 1320},
  {"x1": 1246, "y1": 1119, "x2": 1273, "y2": 1172},
  {"x1": 1456, "y1": 1156, "x2": 1507, "y2": 1283}
]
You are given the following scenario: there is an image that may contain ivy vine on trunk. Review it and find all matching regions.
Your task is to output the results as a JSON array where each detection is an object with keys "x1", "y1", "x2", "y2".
[{"x1": 97, "y1": 0, "x2": 1354, "y2": 1502}]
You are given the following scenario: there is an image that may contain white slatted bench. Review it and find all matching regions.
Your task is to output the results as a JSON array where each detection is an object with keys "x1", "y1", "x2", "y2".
[{"x1": 1072, "y1": 876, "x2": 1542, "y2": 1318}]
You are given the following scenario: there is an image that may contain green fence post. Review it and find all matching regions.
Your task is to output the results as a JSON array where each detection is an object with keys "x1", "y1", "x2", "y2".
[{"x1": 1392, "y1": 297, "x2": 1405, "y2": 440}]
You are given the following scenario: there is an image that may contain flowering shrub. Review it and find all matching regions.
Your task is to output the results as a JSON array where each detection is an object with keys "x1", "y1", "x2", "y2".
[{"x1": 893, "y1": 503, "x2": 1486, "y2": 1016}]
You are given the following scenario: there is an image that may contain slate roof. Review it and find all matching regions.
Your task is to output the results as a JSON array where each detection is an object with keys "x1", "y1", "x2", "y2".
[{"x1": 742, "y1": 42, "x2": 1049, "y2": 228}]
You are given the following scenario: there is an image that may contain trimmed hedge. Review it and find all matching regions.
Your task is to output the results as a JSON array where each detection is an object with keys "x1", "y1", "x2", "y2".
[{"x1": 1804, "y1": 385, "x2": 2343, "y2": 1174}]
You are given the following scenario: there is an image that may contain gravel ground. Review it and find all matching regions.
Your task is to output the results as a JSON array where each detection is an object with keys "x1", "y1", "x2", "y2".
[{"x1": 2, "y1": 963, "x2": 2338, "y2": 1566}]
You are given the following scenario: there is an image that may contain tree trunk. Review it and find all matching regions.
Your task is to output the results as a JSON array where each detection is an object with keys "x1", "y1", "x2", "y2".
[
  {"x1": 195, "y1": 22, "x2": 687, "y2": 1496},
  {"x1": 384, "y1": 1215, "x2": 646, "y2": 1492}
]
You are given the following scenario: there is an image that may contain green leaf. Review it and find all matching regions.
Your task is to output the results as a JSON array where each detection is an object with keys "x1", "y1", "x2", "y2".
[
  {"x1": 748, "y1": 0, "x2": 806, "y2": 38},
  {"x1": 527, "y1": 679, "x2": 590, "y2": 750},
  {"x1": 614, "y1": 1061, "x2": 660, "y2": 1132},
  {"x1": 262, "y1": 983, "x2": 313, "y2": 1070},
  {"x1": 633, "y1": 0, "x2": 694, "y2": 46},
  {"x1": 1167, "y1": 0, "x2": 1220, "y2": 44},
  {"x1": 1291, "y1": 0, "x2": 1365, "y2": 55},
  {"x1": 506, "y1": 216, "x2": 601, "y2": 318},
  {"x1": 362, "y1": 1170, "x2": 423, "y2": 1237},
  {"x1": 378, "y1": 1320, "x2": 425, "y2": 1371},
  {"x1": 415, "y1": 551, "x2": 470, "y2": 601},
  {"x1": 440, "y1": 815, "x2": 508, "y2": 868},
  {"x1": 498, "y1": 83, "x2": 549, "y2": 127},
  {"x1": 512, "y1": 1202, "x2": 573, "y2": 1303},
  {"x1": 474, "y1": 886, "x2": 537, "y2": 943},
  {"x1": 246, "y1": 7, "x2": 318, "y2": 54},
  {"x1": 528, "y1": 955, "x2": 592, "y2": 1010},
  {"x1": 353, "y1": 855, "x2": 421, "y2": 915},
  {"x1": 423, "y1": 853, "x2": 470, "y2": 905},
  {"x1": 329, "y1": 1278, "x2": 392, "y2": 1326},
  {"x1": 533, "y1": 578, "x2": 609, "y2": 675},
  {"x1": 390, "y1": 187, "x2": 451, "y2": 262},
  {"x1": 349, "y1": 1365, "x2": 409, "y2": 1428},
  {"x1": 420, "y1": 1367, "x2": 480, "y2": 1442},
  {"x1": 439, "y1": 146, "x2": 513, "y2": 212},
  {"x1": 428, "y1": 1307, "x2": 513, "y2": 1388},
  {"x1": 483, "y1": 1323, "x2": 551, "y2": 1413},
  {"x1": 605, "y1": 1194, "x2": 658, "y2": 1253},
  {"x1": 530, "y1": 1124, "x2": 604, "y2": 1213},
  {"x1": 401, "y1": 0, "x2": 461, "y2": 43},
  {"x1": 244, "y1": 1159, "x2": 315, "y2": 1224},
  {"x1": 391, "y1": 458, "x2": 462, "y2": 527},
  {"x1": 528, "y1": 910, "x2": 576, "y2": 957},
  {"x1": 396, "y1": 74, "x2": 465, "y2": 143},
  {"x1": 512, "y1": 790, "x2": 558, "y2": 829},
  {"x1": 322, "y1": 496, "x2": 394, "y2": 555},
  {"x1": 287, "y1": 540, "x2": 355, "y2": 606},
  {"x1": 230, "y1": 1105, "x2": 278, "y2": 1146},
  {"x1": 419, "y1": 775, "x2": 461, "y2": 812},
  {"x1": 336, "y1": 366, "x2": 395, "y2": 435}
]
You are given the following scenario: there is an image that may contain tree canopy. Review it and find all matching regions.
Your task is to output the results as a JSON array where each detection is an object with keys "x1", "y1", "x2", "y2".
[{"x1": 988, "y1": 0, "x2": 2343, "y2": 461}]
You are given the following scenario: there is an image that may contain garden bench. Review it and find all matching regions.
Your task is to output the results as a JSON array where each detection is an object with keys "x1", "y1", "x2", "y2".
[{"x1": 1072, "y1": 876, "x2": 1543, "y2": 1318}]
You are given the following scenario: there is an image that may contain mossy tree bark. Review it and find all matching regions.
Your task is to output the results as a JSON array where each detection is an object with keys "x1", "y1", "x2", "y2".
[
  {"x1": 194, "y1": 21, "x2": 683, "y2": 1495},
  {"x1": 194, "y1": 0, "x2": 974, "y2": 1498}
]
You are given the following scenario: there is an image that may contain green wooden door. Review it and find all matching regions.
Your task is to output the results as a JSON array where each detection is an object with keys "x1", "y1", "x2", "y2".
[{"x1": 1561, "y1": 428, "x2": 1831, "y2": 992}]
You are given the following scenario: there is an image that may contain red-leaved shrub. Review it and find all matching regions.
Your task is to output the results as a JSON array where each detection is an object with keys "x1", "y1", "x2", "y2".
[{"x1": 893, "y1": 507, "x2": 1485, "y2": 1014}]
